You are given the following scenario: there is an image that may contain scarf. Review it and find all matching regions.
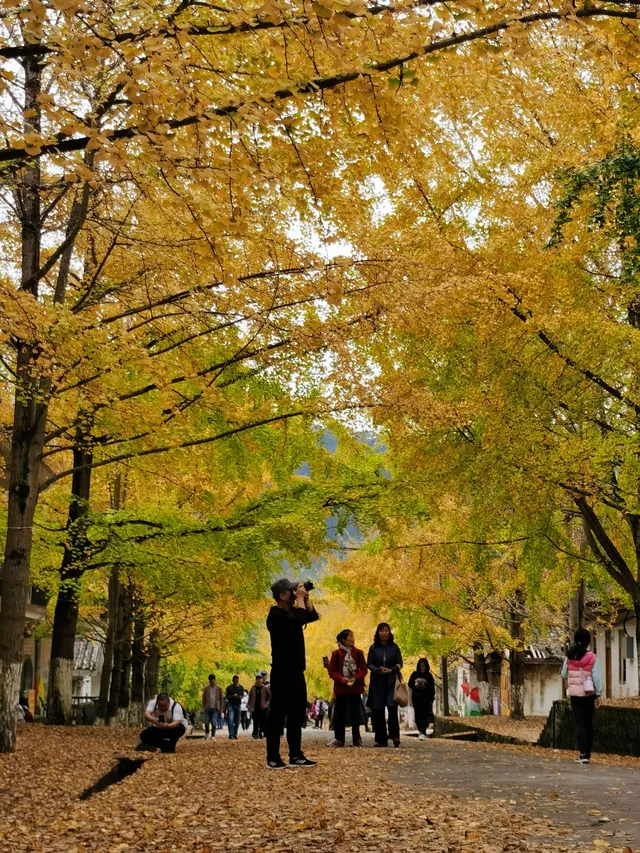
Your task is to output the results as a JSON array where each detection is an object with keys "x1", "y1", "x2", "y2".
[{"x1": 339, "y1": 643, "x2": 357, "y2": 679}]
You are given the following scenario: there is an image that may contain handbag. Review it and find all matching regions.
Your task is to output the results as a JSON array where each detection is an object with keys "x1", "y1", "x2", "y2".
[
  {"x1": 580, "y1": 667, "x2": 595, "y2": 694},
  {"x1": 393, "y1": 673, "x2": 409, "y2": 708}
]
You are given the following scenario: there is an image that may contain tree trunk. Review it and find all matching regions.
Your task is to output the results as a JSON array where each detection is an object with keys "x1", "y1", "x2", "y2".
[
  {"x1": 130, "y1": 607, "x2": 146, "y2": 726},
  {"x1": 95, "y1": 565, "x2": 118, "y2": 723},
  {"x1": 634, "y1": 602, "x2": 640, "y2": 698},
  {"x1": 440, "y1": 655, "x2": 449, "y2": 717},
  {"x1": 145, "y1": 629, "x2": 160, "y2": 702},
  {"x1": 509, "y1": 649, "x2": 525, "y2": 720},
  {"x1": 116, "y1": 584, "x2": 133, "y2": 725},
  {"x1": 509, "y1": 591, "x2": 526, "y2": 720},
  {"x1": 106, "y1": 578, "x2": 124, "y2": 723},
  {"x1": 473, "y1": 643, "x2": 493, "y2": 715},
  {"x1": 47, "y1": 442, "x2": 93, "y2": 725},
  {"x1": 0, "y1": 52, "x2": 44, "y2": 753}
]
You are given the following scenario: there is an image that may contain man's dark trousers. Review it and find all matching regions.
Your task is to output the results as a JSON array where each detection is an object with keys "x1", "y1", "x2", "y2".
[
  {"x1": 139, "y1": 723, "x2": 185, "y2": 753},
  {"x1": 266, "y1": 671, "x2": 306, "y2": 761}
]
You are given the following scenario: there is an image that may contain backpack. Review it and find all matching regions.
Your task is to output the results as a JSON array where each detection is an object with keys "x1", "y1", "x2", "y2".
[{"x1": 154, "y1": 699, "x2": 181, "y2": 717}]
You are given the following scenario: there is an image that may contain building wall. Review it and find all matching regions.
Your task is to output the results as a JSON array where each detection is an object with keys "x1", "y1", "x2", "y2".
[
  {"x1": 592, "y1": 619, "x2": 638, "y2": 699},
  {"x1": 524, "y1": 664, "x2": 563, "y2": 716}
]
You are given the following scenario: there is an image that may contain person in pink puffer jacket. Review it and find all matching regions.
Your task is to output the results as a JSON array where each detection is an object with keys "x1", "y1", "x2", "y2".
[{"x1": 561, "y1": 628, "x2": 603, "y2": 764}]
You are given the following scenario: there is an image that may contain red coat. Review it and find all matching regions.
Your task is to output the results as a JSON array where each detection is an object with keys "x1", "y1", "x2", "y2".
[{"x1": 328, "y1": 647, "x2": 368, "y2": 695}]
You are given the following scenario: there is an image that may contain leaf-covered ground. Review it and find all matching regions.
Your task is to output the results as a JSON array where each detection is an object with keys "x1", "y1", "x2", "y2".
[
  {"x1": 440, "y1": 715, "x2": 548, "y2": 743},
  {"x1": 0, "y1": 726, "x2": 636, "y2": 853}
]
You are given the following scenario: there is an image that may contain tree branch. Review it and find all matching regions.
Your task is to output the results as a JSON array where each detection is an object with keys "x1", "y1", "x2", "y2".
[{"x1": 1, "y1": 6, "x2": 638, "y2": 165}]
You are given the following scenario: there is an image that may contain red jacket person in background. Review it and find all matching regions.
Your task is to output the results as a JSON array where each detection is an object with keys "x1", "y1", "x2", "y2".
[{"x1": 327, "y1": 629, "x2": 367, "y2": 747}]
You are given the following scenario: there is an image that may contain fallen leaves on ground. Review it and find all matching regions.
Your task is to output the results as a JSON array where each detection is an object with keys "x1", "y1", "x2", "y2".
[
  {"x1": 441, "y1": 716, "x2": 547, "y2": 743},
  {"x1": 0, "y1": 726, "x2": 634, "y2": 853}
]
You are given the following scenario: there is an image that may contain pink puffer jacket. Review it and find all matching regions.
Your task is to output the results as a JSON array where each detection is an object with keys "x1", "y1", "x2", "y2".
[{"x1": 566, "y1": 652, "x2": 596, "y2": 697}]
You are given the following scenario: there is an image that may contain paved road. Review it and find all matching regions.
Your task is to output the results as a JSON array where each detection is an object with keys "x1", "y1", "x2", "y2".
[
  {"x1": 387, "y1": 736, "x2": 640, "y2": 848},
  {"x1": 194, "y1": 726, "x2": 640, "y2": 847}
]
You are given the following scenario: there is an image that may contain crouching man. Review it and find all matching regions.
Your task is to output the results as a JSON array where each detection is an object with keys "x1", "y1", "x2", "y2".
[{"x1": 138, "y1": 692, "x2": 186, "y2": 753}]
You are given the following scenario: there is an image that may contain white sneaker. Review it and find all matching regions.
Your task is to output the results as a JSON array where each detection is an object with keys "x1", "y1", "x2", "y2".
[{"x1": 418, "y1": 733, "x2": 425, "y2": 741}]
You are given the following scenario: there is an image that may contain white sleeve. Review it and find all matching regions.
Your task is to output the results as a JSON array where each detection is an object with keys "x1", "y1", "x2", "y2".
[
  {"x1": 172, "y1": 702, "x2": 185, "y2": 722},
  {"x1": 146, "y1": 699, "x2": 156, "y2": 713}
]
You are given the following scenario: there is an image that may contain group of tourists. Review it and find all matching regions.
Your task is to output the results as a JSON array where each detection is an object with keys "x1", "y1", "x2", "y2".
[
  {"x1": 136, "y1": 577, "x2": 603, "y2": 768},
  {"x1": 137, "y1": 578, "x2": 437, "y2": 763},
  {"x1": 258, "y1": 578, "x2": 437, "y2": 768},
  {"x1": 201, "y1": 672, "x2": 271, "y2": 741}
]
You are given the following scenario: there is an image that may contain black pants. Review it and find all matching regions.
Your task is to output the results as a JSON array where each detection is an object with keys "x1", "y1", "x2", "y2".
[
  {"x1": 333, "y1": 693, "x2": 362, "y2": 743},
  {"x1": 371, "y1": 705, "x2": 399, "y2": 745},
  {"x1": 241, "y1": 711, "x2": 249, "y2": 730},
  {"x1": 266, "y1": 672, "x2": 306, "y2": 762},
  {"x1": 140, "y1": 723, "x2": 185, "y2": 753},
  {"x1": 414, "y1": 700, "x2": 434, "y2": 735},
  {"x1": 571, "y1": 695, "x2": 596, "y2": 757},
  {"x1": 252, "y1": 708, "x2": 267, "y2": 738}
]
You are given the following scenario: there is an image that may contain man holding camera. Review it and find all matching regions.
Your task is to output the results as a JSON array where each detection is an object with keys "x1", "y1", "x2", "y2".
[
  {"x1": 266, "y1": 578, "x2": 319, "y2": 769},
  {"x1": 138, "y1": 692, "x2": 186, "y2": 753}
]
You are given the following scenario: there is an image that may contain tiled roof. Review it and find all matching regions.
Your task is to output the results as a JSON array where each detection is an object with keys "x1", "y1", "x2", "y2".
[{"x1": 74, "y1": 639, "x2": 103, "y2": 673}]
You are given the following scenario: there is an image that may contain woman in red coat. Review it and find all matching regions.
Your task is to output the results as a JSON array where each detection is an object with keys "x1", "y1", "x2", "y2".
[{"x1": 327, "y1": 629, "x2": 368, "y2": 747}]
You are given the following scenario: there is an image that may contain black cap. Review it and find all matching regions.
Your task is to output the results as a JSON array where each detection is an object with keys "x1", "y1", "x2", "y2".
[{"x1": 271, "y1": 578, "x2": 298, "y2": 600}]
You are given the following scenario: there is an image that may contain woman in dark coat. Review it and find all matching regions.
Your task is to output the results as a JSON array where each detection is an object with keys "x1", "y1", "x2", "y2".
[
  {"x1": 408, "y1": 658, "x2": 435, "y2": 739},
  {"x1": 366, "y1": 622, "x2": 403, "y2": 747}
]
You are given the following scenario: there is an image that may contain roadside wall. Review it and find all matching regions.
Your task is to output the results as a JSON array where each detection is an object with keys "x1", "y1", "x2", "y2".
[{"x1": 539, "y1": 700, "x2": 640, "y2": 756}]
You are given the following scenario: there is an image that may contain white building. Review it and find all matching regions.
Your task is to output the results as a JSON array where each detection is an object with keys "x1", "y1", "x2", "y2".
[{"x1": 588, "y1": 612, "x2": 638, "y2": 699}]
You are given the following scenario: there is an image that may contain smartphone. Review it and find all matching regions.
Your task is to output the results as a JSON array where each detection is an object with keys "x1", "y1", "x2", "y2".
[
  {"x1": 322, "y1": 656, "x2": 329, "y2": 669},
  {"x1": 157, "y1": 714, "x2": 165, "y2": 723}
]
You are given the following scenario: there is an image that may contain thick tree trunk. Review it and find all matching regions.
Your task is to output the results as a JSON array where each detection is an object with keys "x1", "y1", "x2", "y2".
[
  {"x1": 130, "y1": 608, "x2": 146, "y2": 726},
  {"x1": 145, "y1": 630, "x2": 161, "y2": 702},
  {"x1": 509, "y1": 591, "x2": 526, "y2": 720},
  {"x1": 473, "y1": 644, "x2": 493, "y2": 715},
  {"x1": 440, "y1": 655, "x2": 449, "y2": 717},
  {"x1": 47, "y1": 443, "x2": 93, "y2": 725},
  {"x1": 116, "y1": 585, "x2": 133, "y2": 725},
  {"x1": 95, "y1": 565, "x2": 118, "y2": 723},
  {"x1": 635, "y1": 603, "x2": 640, "y2": 698},
  {"x1": 0, "y1": 52, "x2": 44, "y2": 753},
  {"x1": 509, "y1": 650, "x2": 525, "y2": 720},
  {"x1": 107, "y1": 577, "x2": 124, "y2": 723}
]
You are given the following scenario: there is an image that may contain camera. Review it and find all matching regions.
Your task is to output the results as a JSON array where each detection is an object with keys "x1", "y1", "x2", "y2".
[{"x1": 303, "y1": 580, "x2": 314, "y2": 591}]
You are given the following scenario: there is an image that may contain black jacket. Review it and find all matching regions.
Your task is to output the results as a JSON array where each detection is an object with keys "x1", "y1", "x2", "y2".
[
  {"x1": 408, "y1": 670, "x2": 435, "y2": 703},
  {"x1": 366, "y1": 642, "x2": 403, "y2": 710},
  {"x1": 266, "y1": 604, "x2": 319, "y2": 675}
]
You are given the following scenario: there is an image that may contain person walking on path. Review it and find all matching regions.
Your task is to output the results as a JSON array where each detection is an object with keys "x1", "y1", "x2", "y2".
[
  {"x1": 409, "y1": 658, "x2": 435, "y2": 740},
  {"x1": 138, "y1": 693, "x2": 186, "y2": 753},
  {"x1": 241, "y1": 691, "x2": 250, "y2": 730},
  {"x1": 225, "y1": 676, "x2": 244, "y2": 740},
  {"x1": 367, "y1": 622, "x2": 403, "y2": 748},
  {"x1": 327, "y1": 629, "x2": 368, "y2": 747},
  {"x1": 248, "y1": 674, "x2": 270, "y2": 739},
  {"x1": 313, "y1": 698, "x2": 327, "y2": 729},
  {"x1": 265, "y1": 578, "x2": 319, "y2": 769},
  {"x1": 201, "y1": 674, "x2": 223, "y2": 741},
  {"x1": 562, "y1": 627, "x2": 603, "y2": 764}
]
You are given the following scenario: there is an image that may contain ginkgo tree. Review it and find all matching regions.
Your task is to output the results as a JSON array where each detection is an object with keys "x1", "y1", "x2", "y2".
[{"x1": 4, "y1": 0, "x2": 640, "y2": 753}]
